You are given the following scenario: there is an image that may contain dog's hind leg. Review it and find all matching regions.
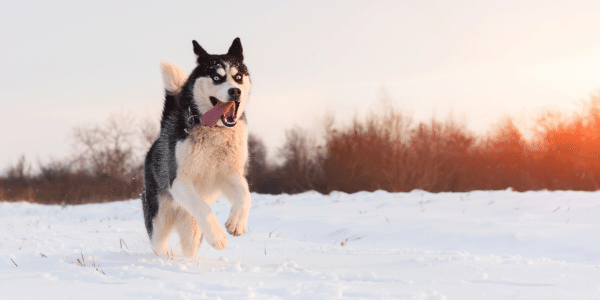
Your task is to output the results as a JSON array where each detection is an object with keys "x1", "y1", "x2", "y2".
[
  {"x1": 175, "y1": 209, "x2": 203, "y2": 257},
  {"x1": 222, "y1": 174, "x2": 252, "y2": 237},
  {"x1": 150, "y1": 195, "x2": 177, "y2": 255}
]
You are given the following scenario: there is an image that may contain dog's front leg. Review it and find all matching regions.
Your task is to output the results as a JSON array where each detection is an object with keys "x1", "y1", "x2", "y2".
[
  {"x1": 222, "y1": 174, "x2": 252, "y2": 236},
  {"x1": 170, "y1": 178, "x2": 227, "y2": 250}
]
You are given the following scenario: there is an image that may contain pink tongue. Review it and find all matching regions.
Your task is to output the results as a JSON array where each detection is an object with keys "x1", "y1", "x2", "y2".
[{"x1": 201, "y1": 101, "x2": 235, "y2": 128}]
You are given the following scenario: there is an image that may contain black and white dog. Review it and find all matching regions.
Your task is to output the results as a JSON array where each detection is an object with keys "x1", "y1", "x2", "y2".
[{"x1": 142, "y1": 38, "x2": 252, "y2": 257}]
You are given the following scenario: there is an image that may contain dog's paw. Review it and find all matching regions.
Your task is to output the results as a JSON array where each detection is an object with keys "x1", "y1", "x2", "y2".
[
  {"x1": 211, "y1": 235, "x2": 227, "y2": 250},
  {"x1": 203, "y1": 220, "x2": 227, "y2": 250},
  {"x1": 225, "y1": 211, "x2": 248, "y2": 237},
  {"x1": 205, "y1": 228, "x2": 227, "y2": 250}
]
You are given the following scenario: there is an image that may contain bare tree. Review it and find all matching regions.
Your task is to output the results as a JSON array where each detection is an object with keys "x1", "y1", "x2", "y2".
[
  {"x1": 246, "y1": 133, "x2": 270, "y2": 191},
  {"x1": 248, "y1": 133, "x2": 267, "y2": 175},
  {"x1": 71, "y1": 112, "x2": 138, "y2": 179},
  {"x1": 6, "y1": 155, "x2": 30, "y2": 179},
  {"x1": 278, "y1": 127, "x2": 325, "y2": 192}
]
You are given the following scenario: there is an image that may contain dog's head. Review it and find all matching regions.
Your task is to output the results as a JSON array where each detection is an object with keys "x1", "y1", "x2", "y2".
[{"x1": 185, "y1": 38, "x2": 251, "y2": 128}]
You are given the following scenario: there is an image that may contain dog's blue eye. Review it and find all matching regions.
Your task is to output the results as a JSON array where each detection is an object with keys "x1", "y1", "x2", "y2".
[
  {"x1": 213, "y1": 76, "x2": 220, "y2": 81},
  {"x1": 235, "y1": 75, "x2": 242, "y2": 81}
]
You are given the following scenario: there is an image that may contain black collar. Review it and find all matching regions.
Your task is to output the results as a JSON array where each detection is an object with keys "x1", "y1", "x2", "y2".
[{"x1": 184, "y1": 106, "x2": 202, "y2": 134}]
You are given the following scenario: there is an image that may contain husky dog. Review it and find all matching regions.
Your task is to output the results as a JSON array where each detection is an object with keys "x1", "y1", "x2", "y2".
[{"x1": 142, "y1": 38, "x2": 252, "y2": 257}]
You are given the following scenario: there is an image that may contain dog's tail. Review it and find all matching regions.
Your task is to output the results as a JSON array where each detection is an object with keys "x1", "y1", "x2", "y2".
[
  {"x1": 160, "y1": 61, "x2": 188, "y2": 112},
  {"x1": 161, "y1": 61, "x2": 187, "y2": 94}
]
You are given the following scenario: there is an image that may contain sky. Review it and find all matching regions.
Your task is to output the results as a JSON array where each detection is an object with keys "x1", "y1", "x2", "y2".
[{"x1": 2, "y1": 0, "x2": 600, "y2": 171}]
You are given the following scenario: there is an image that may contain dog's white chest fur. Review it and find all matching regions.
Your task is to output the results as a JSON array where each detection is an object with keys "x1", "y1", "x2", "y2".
[
  {"x1": 174, "y1": 122, "x2": 248, "y2": 201},
  {"x1": 163, "y1": 121, "x2": 251, "y2": 252}
]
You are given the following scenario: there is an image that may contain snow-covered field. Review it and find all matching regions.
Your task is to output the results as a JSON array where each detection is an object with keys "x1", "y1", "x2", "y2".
[{"x1": 1, "y1": 190, "x2": 600, "y2": 299}]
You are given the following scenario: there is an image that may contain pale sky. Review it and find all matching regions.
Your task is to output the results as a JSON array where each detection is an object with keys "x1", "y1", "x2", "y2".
[{"x1": 2, "y1": 0, "x2": 600, "y2": 171}]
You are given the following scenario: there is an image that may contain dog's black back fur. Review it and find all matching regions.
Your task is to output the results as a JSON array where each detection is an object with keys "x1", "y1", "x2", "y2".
[{"x1": 141, "y1": 39, "x2": 249, "y2": 237}]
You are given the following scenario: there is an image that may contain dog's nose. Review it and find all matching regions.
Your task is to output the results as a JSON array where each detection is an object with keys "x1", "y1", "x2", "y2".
[{"x1": 228, "y1": 88, "x2": 241, "y2": 100}]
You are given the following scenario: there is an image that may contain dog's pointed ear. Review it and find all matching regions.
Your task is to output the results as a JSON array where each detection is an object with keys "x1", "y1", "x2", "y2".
[
  {"x1": 192, "y1": 40, "x2": 209, "y2": 58},
  {"x1": 227, "y1": 38, "x2": 243, "y2": 61}
]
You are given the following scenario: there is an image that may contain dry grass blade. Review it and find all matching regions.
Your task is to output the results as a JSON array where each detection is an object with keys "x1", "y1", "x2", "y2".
[
  {"x1": 341, "y1": 238, "x2": 349, "y2": 247},
  {"x1": 40, "y1": 253, "x2": 47, "y2": 258},
  {"x1": 119, "y1": 238, "x2": 129, "y2": 250},
  {"x1": 11, "y1": 258, "x2": 18, "y2": 267}
]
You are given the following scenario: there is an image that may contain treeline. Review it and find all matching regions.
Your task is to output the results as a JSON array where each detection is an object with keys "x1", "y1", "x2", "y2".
[
  {"x1": 2, "y1": 95, "x2": 600, "y2": 204},
  {"x1": 0, "y1": 113, "x2": 154, "y2": 205},
  {"x1": 249, "y1": 95, "x2": 600, "y2": 194}
]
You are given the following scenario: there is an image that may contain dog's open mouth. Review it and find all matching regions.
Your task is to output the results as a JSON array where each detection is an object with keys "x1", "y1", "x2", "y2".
[{"x1": 208, "y1": 96, "x2": 239, "y2": 127}]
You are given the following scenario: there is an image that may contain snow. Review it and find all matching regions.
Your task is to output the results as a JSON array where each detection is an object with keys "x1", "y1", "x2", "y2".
[{"x1": 1, "y1": 190, "x2": 600, "y2": 299}]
